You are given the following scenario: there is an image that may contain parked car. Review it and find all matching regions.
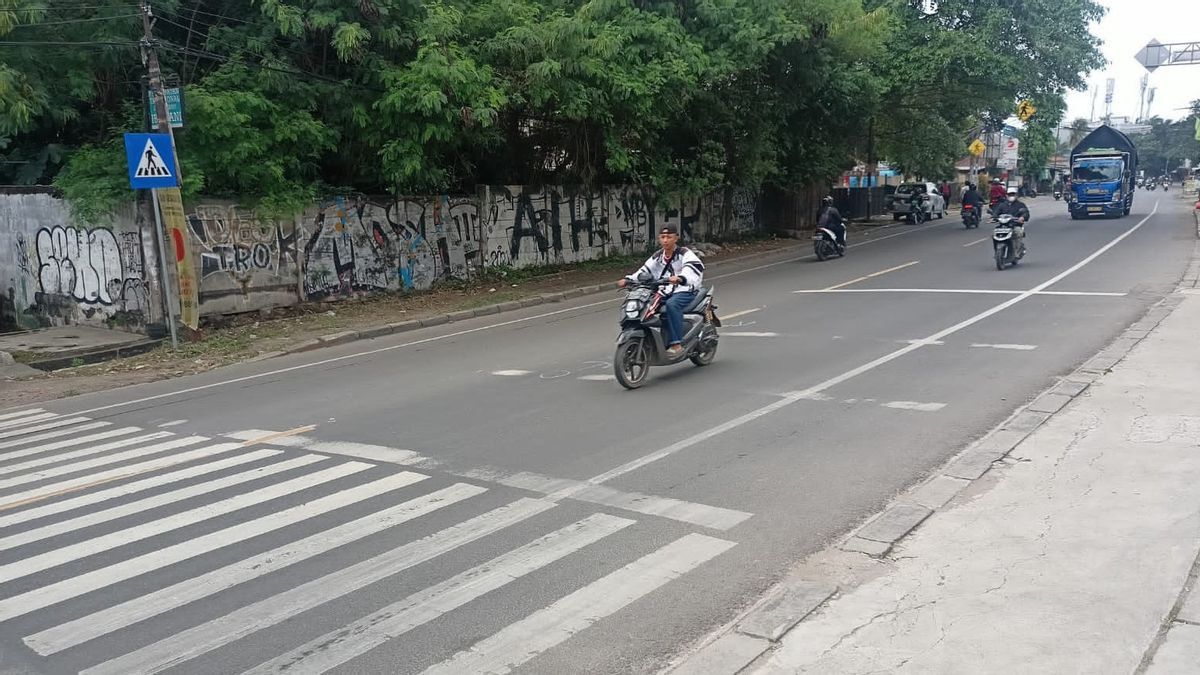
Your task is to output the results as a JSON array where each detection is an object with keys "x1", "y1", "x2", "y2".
[{"x1": 889, "y1": 182, "x2": 946, "y2": 221}]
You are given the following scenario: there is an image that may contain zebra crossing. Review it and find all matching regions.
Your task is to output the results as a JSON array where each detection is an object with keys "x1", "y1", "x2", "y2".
[{"x1": 0, "y1": 407, "x2": 738, "y2": 674}]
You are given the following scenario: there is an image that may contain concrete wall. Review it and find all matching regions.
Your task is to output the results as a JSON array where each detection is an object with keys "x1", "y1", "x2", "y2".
[
  {"x1": 0, "y1": 185, "x2": 761, "y2": 331},
  {"x1": 0, "y1": 193, "x2": 160, "y2": 333}
]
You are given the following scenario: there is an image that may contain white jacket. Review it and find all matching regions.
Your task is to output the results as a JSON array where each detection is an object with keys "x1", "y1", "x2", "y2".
[{"x1": 625, "y1": 247, "x2": 705, "y2": 295}]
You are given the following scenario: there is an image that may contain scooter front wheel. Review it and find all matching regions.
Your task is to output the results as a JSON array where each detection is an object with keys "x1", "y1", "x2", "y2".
[
  {"x1": 994, "y1": 244, "x2": 1007, "y2": 271},
  {"x1": 614, "y1": 337, "x2": 650, "y2": 389}
]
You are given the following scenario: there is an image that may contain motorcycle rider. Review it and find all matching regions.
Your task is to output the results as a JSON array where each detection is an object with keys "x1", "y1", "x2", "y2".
[
  {"x1": 818, "y1": 195, "x2": 847, "y2": 249},
  {"x1": 992, "y1": 185, "x2": 1030, "y2": 256},
  {"x1": 617, "y1": 224, "x2": 704, "y2": 357},
  {"x1": 988, "y1": 178, "x2": 1007, "y2": 209},
  {"x1": 961, "y1": 183, "x2": 984, "y2": 225},
  {"x1": 907, "y1": 186, "x2": 927, "y2": 223}
]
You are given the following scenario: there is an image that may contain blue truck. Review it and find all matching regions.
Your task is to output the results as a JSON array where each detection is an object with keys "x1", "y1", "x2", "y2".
[{"x1": 1067, "y1": 124, "x2": 1137, "y2": 219}]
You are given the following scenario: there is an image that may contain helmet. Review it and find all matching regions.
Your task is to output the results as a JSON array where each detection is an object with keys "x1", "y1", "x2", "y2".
[
  {"x1": 822, "y1": 196, "x2": 834, "y2": 205},
  {"x1": 993, "y1": 178, "x2": 1002, "y2": 184},
  {"x1": 1006, "y1": 186, "x2": 1018, "y2": 195}
]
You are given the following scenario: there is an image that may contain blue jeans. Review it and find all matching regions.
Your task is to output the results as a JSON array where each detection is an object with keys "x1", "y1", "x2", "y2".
[{"x1": 662, "y1": 291, "x2": 696, "y2": 347}]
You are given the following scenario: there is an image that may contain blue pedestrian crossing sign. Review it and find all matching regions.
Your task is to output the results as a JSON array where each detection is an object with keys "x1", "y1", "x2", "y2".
[{"x1": 124, "y1": 133, "x2": 178, "y2": 189}]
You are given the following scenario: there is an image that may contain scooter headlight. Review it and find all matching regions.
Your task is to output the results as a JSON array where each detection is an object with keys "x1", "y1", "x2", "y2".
[{"x1": 623, "y1": 301, "x2": 641, "y2": 319}]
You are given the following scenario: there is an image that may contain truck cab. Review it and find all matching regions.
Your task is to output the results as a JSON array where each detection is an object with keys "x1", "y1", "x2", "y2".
[{"x1": 1067, "y1": 125, "x2": 1137, "y2": 220}]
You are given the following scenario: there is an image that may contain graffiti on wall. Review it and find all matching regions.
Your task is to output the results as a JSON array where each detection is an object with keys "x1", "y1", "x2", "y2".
[
  {"x1": 187, "y1": 205, "x2": 298, "y2": 283},
  {"x1": 301, "y1": 196, "x2": 476, "y2": 301},
  {"x1": 34, "y1": 225, "x2": 148, "y2": 315},
  {"x1": 486, "y1": 187, "x2": 612, "y2": 267}
]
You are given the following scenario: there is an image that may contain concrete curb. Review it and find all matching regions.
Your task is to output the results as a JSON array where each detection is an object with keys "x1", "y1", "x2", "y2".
[
  {"x1": 661, "y1": 283, "x2": 1191, "y2": 675},
  {"x1": 267, "y1": 243, "x2": 810, "y2": 360},
  {"x1": 26, "y1": 339, "x2": 164, "y2": 372}
]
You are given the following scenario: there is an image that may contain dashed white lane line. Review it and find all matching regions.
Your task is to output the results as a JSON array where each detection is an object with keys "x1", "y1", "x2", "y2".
[
  {"x1": 883, "y1": 401, "x2": 947, "y2": 412},
  {"x1": 492, "y1": 370, "x2": 532, "y2": 376},
  {"x1": 723, "y1": 332, "x2": 779, "y2": 337},
  {"x1": 963, "y1": 236, "x2": 990, "y2": 247},
  {"x1": 818, "y1": 260, "x2": 921, "y2": 292},
  {"x1": 578, "y1": 374, "x2": 616, "y2": 381},
  {"x1": 972, "y1": 343, "x2": 1038, "y2": 351},
  {"x1": 720, "y1": 307, "x2": 763, "y2": 320}
]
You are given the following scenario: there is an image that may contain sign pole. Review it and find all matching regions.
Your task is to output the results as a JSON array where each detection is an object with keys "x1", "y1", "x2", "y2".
[{"x1": 149, "y1": 189, "x2": 179, "y2": 348}]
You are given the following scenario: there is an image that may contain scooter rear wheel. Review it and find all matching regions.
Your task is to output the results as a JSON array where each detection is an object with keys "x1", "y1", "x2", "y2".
[
  {"x1": 614, "y1": 338, "x2": 650, "y2": 389},
  {"x1": 690, "y1": 333, "x2": 717, "y2": 367}
]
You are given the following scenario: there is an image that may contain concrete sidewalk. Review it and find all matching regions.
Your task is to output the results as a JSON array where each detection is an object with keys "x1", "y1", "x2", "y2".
[{"x1": 670, "y1": 268, "x2": 1200, "y2": 674}]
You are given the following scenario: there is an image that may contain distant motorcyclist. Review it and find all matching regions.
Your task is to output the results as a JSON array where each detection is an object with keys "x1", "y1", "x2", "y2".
[
  {"x1": 961, "y1": 183, "x2": 984, "y2": 224},
  {"x1": 988, "y1": 179, "x2": 1006, "y2": 209},
  {"x1": 818, "y1": 196, "x2": 847, "y2": 248},
  {"x1": 907, "y1": 186, "x2": 926, "y2": 223},
  {"x1": 992, "y1": 186, "x2": 1029, "y2": 256}
]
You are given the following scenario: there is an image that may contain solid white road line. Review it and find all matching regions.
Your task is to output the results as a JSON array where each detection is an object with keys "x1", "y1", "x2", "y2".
[
  {"x1": 792, "y1": 288, "x2": 1127, "y2": 297},
  {"x1": 0, "y1": 461, "x2": 373, "y2": 585},
  {"x1": 492, "y1": 369, "x2": 532, "y2": 376},
  {"x1": 578, "y1": 374, "x2": 616, "y2": 381},
  {"x1": 421, "y1": 533, "x2": 737, "y2": 675},
  {"x1": 0, "y1": 454, "x2": 327, "y2": 551},
  {"x1": 0, "y1": 428, "x2": 154, "y2": 475},
  {"x1": 971, "y1": 343, "x2": 1038, "y2": 351},
  {"x1": 0, "y1": 449, "x2": 282, "y2": 530},
  {"x1": 0, "y1": 470, "x2": 426, "y2": 625},
  {"x1": 720, "y1": 307, "x2": 763, "y2": 320},
  {"x1": 0, "y1": 408, "x2": 45, "y2": 422},
  {"x1": 0, "y1": 421, "x2": 111, "y2": 451},
  {"x1": 0, "y1": 412, "x2": 58, "y2": 432},
  {"x1": 27, "y1": 482, "x2": 486, "y2": 656},
  {"x1": 0, "y1": 416, "x2": 88, "y2": 440},
  {"x1": 239, "y1": 514, "x2": 636, "y2": 675},
  {"x1": 0, "y1": 435, "x2": 207, "y2": 493},
  {"x1": 467, "y1": 469, "x2": 753, "y2": 531},
  {"x1": 544, "y1": 203, "x2": 1159, "y2": 500},
  {"x1": 723, "y1": 332, "x2": 779, "y2": 337},
  {"x1": 0, "y1": 442, "x2": 243, "y2": 511},
  {"x1": 63, "y1": 221, "x2": 946, "y2": 419},
  {"x1": 882, "y1": 401, "x2": 947, "y2": 412},
  {"x1": 78, "y1": 497, "x2": 558, "y2": 675},
  {"x1": 821, "y1": 260, "x2": 920, "y2": 291}
]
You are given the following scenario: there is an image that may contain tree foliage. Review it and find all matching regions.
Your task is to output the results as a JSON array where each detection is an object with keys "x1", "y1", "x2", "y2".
[
  {"x1": 1134, "y1": 102, "x2": 1200, "y2": 178},
  {"x1": 1, "y1": 0, "x2": 1107, "y2": 215}
]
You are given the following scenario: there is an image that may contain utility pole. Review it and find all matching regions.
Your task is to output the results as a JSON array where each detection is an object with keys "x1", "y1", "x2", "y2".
[{"x1": 139, "y1": 1, "x2": 180, "y2": 348}]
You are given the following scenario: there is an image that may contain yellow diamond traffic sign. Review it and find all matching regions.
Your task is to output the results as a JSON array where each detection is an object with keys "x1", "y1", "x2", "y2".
[
  {"x1": 1017, "y1": 100, "x2": 1037, "y2": 122},
  {"x1": 968, "y1": 139, "x2": 986, "y2": 156}
]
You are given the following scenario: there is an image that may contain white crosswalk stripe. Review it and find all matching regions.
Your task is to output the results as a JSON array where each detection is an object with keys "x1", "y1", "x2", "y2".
[
  {"x1": 0, "y1": 411, "x2": 58, "y2": 432},
  {"x1": 0, "y1": 428, "x2": 155, "y2": 475},
  {"x1": 0, "y1": 449, "x2": 282, "y2": 530},
  {"x1": 0, "y1": 420, "x2": 110, "y2": 451},
  {"x1": 78, "y1": 497, "x2": 558, "y2": 675},
  {"x1": 0, "y1": 416, "x2": 86, "y2": 440},
  {"x1": 25, "y1": 482, "x2": 487, "y2": 655},
  {"x1": 0, "y1": 460, "x2": 372, "y2": 586},
  {"x1": 422, "y1": 533, "x2": 737, "y2": 675},
  {"x1": 0, "y1": 408, "x2": 45, "y2": 422},
  {"x1": 0, "y1": 435, "x2": 209, "y2": 493},
  {"x1": 0, "y1": 417, "x2": 737, "y2": 675},
  {"x1": 0, "y1": 442, "x2": 242, "y2": 510},
  {"x1": 0, "y1": 454, "x2": 326, "y2": 551},
  {"x1": 241, "y1": 513, "x2": 636, "y2": 674}
]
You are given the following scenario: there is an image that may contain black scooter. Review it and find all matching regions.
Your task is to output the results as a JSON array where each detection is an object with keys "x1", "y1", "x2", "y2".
[{"x1": 614, "y1": 277, "x2": 720, "y2": 389}]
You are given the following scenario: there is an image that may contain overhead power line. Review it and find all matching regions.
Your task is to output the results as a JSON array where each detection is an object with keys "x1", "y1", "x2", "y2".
[
  {"x1": 0, "y1": 39, "x2": 139, "y2": 46},
  {"x1": 9, "y1": 13, "x2": 141, "y2": 27}
]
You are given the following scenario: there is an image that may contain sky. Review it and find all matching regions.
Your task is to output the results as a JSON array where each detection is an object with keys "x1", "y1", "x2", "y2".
[{"x1": 1063, "y1": 0, "x2": 1200, "y2": 123}]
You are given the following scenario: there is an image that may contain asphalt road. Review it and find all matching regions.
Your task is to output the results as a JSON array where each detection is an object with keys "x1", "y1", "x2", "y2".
[{"x1": 0, "y1": 193, "x2": 1194, "y2": 675}]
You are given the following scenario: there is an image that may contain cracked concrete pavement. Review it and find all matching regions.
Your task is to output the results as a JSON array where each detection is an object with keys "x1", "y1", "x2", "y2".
[{"x1": 744, "y1": 288, "x2": 1200, "y2": 674}]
